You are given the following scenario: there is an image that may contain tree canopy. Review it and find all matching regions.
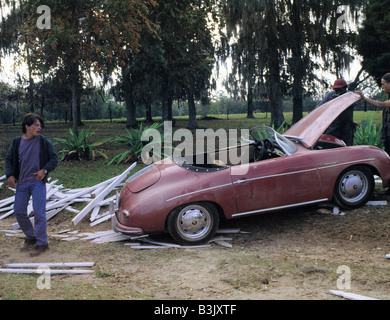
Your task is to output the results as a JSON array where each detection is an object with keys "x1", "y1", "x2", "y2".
[
  {"x1": 0, "y1": 1, "x2": 386, "y2": 129},
  {"x1": 357, "y1": 0, "x2": 390, "y2": 85}
]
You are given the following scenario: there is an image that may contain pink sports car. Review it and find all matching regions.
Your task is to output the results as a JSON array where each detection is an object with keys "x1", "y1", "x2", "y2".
[{"x1": 113, "y1": 92, "x2": 390, "y2": 244}]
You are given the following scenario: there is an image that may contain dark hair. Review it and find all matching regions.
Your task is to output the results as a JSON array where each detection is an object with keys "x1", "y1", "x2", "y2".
[
  {"x1": 21, "y1": 113, "x2": 44, "y2": 133},
  {"x1": 383, "y1": 73, "x2": 390, "y2": 83}
]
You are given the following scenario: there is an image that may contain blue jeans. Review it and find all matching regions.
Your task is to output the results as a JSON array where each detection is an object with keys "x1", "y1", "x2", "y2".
[{"x1": 14, "y1": 180, "x2": 47, "y2": 246}]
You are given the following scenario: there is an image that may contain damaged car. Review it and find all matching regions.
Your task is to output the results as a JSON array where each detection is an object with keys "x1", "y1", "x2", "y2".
[{"x1": 113, "y1": 92, "x2": 390, "y2": 245}]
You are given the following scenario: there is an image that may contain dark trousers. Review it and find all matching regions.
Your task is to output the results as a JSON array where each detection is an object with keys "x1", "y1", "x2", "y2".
[{"x1": 384, "y1": 140, "x2": 390, "y2": 156}]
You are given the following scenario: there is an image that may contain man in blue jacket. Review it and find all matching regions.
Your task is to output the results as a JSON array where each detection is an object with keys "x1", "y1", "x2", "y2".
[{"x1": 5, "y1": 113, "x2": 58, "y2": 257}]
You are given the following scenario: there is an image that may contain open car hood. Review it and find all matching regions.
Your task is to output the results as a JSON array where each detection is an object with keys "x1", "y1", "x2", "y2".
[{"x1": 284, "y1": 92, "x2": 361, "y2": 148}]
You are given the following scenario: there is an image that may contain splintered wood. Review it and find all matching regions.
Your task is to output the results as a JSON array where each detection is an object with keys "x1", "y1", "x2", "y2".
[{"x1": 0, "y1": 166, "x2": 247, "y2": 249}]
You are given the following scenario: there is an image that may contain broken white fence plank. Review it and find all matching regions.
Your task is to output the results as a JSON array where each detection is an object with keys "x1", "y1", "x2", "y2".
[
  {"x1": 97, "y1": 195, "x2": 117, "y2": 207},
  {"x1": 4, "y1": 262, "x2": 95, "y2": 268},
  {"x1": 90, "y1": 213, "x2": 112, "y2": 227},
  {"x1": 366, "y1": 200, "x2": 388, "y2": 206},
  {"x1": 213, "y1": 240, "x2": 233, "y2": 248},
  {"x1": 91, "y1": 233, "x2": 132, "y2": 243},
  {"x1": 216, "y1": 228, "x2": 241, "y2": 234},
  {"x1": 0, "y1": 196, "x2": 15, "y2": 209},
  {"x1": 179, "y1": 244, "x2": 211, "y2": 249},
  {"x1": 141, "y1": 238, "x2": 181, "y2": 248},
  {"x1": 72, "y1": 162, "x2": 136, "y2": 226},
  {"x1": 209, "y1": 237, "x2": 233, "y2": 243},
  {"x1": 128, "y1": 245, "x2": 172, "y2": 249},
  {"x1": 89, "y1": 206, "x2": 101, "y2": 222},
  {"x1": 329, "y1": 290, "x2": 378, "y2": 300},
  {"x1": 64, "y1": 206, "x2": 79, "y2": 214},
  {"x1": 0, "y1": 229, "x2": 22, "y2": 233},
  {"x1": 0, "y1": 210, "x2": 14, "y2": 220},
  {"x1": 56, "y1": 229, "x2": 71, "y2": 234},
  {"x1": 0, "y1": 268, "x2": 94, "y2": 274},
  {"x1": 0, "y1": 205, "x2": 13, "y2": 213},
  {"x1": 80, "y1": 230, "x2": 117, "y2": 241},
  {"x1": 45, "y1": 176, "x2": 117, "y2": 211},
  {"x1": 61, "y1": 237, "x2": 80, "y2": 241}
]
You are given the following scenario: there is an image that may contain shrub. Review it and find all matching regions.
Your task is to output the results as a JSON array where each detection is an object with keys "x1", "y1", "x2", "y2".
[
  {"x1": 54, "y1": 127, "x2": 110, "y2": 161},
  {"x1": 354, "y1": 115, "x2": 383, "y2": 149},
  {"x1": 108, "y1": 123, "x2": 165, "y2": 165}
]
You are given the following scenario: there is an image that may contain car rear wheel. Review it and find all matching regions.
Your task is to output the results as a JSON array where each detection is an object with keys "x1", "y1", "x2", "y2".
[
  {"x1": 333, "y1": 166, "x2": 374, "y2": 209},
  {"x1": 167, "y1": 203, "x2": 219, "y2": 245}
]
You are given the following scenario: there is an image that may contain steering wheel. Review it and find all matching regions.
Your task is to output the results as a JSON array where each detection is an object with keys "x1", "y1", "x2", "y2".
[
  {"x1": 264, "y1": 139, "x2": 274, "y2": 158},
  {"x1": 253, "y1": 140, "x2": 266, "y2": 162}
]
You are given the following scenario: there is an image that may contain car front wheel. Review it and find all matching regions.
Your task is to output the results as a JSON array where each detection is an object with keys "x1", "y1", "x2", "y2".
[
  {"x1": 167, "y1": 203, "x2": 219, "y2": 245},
  {"x1": 333, "y1": 165, "x2": 374, "y2": 209}
]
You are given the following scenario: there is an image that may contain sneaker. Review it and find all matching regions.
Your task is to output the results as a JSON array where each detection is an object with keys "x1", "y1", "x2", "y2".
[
  {"x1": 20, "y1": 238, "x2": 36, "y2": 252},
  {"x1": 29, "y1": 243, "x2": 49, "y2": 257}
]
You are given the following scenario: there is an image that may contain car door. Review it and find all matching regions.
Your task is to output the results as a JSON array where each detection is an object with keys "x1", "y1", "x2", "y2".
[{"x1": 230, "y1": 154, "x2": 324, "y2": 217}]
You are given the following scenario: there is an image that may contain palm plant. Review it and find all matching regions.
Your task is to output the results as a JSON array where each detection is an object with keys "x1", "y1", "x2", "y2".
[
  {"x1": 54, "y1": 127, "x2": 110, "y2": 161},
  {"x1": 108, "y1": 123, "x2": 166, "y2": 165},
  {"x1": 354, "y1": 115, "x2": 383, "y2": 149}
]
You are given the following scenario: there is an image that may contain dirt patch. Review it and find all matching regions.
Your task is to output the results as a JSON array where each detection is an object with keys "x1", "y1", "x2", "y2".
[{"x1": 1, "y1": 195, "x2": 390, "y2": 300}]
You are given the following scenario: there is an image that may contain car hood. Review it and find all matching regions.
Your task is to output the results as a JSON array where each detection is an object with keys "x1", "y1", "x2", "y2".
[{"x1": 284, "y1": 92, "x2": 361, "y2": 148}]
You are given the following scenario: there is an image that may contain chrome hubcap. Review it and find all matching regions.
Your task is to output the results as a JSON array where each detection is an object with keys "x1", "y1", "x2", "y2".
[
  {"x1": 177, "y1": 205, "x2": 211, "y2": 240},
  {"x1": 339, "y1": 170, "x2": 368, "y2": 202}
]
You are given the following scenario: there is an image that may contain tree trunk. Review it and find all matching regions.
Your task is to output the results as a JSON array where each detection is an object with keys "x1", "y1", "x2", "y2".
[
  {"x1": 187, "y1": 88, "x2": 197, "y2": 130},
  {"x1": 247, "y1": 82, "x2": 255, "y2": 119},
  {"x1": 122, "y1": 67, "x2": 137, "y2": 128},
  {"x1": 145, "y1": 101, "x2": 152, "y2": 122},
  {"x1": 291, "y1": 0, "x2": 304, "y2": 124},
  {"x1": 266, "y1": 5, "x2": 284, "y2": 128},
  {"x1": 70, "y1": 77, "x2": 79, "y2": 136}
]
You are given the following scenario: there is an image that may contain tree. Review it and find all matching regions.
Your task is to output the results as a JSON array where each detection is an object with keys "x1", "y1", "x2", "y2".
[
  {"x1": 220, "y1": 0, "x2": 285, "y2": 127},
  {"x1": 19, "y1": 0, "x2": 156, "y2": 135},
  {"x1": 220, "y1": 0, "x2": 364, "y2": 126},
  {"x1": 116, "y1": 0, "x2": 216, "y2": 129},
  {"x1": 284, "y1": 0, "x2": 363, "y2": 123},
  {"x1": 357, "y1": 0, "x2": 390, "y2": 85}
]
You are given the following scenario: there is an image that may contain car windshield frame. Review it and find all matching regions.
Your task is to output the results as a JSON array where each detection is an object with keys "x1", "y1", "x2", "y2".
[{"x1": 250, "y1": 126, "x2": 298, "y2": 156}]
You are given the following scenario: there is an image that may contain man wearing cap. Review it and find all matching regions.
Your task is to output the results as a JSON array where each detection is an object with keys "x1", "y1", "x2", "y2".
[{"x1": 316, "y1": 79, "x2": 356, "y2": 146}]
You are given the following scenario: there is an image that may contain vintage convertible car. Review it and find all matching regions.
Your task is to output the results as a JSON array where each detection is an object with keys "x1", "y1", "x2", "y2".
[{"x1": 113, "y1": 92, "x2": 390, "y2": 245}]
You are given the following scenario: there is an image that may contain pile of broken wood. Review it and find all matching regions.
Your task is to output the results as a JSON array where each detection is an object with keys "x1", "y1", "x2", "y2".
[{"x1": 0, "y1": 163, "x2": 244, "y2": 249}]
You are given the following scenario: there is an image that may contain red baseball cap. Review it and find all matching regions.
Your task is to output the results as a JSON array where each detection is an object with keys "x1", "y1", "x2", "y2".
[{"x1": 332, "y1": 79, "x2": 347, "y2": 89}]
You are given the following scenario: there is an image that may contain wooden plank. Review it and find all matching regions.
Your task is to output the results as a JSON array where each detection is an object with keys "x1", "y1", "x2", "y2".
[
  {"x1": 0, "y1": 209, "x2": 14, "y2": 220},
  {"x1": 329, "y1": 290, "x2": 378, "y2": 300},
  {"x1": 90, "y1": 213, "x2": 112, "y2": 227},
  {"x1": 72, "y1": 163, "x2": 136, "y2": 226},
  {"x1": 4, "y1": 262, "x2": 95, "y2": 268},
  {"x1": 0, "y1": 268, "x2": 94, "y2": 274},
  {"x1": 141, "y1": 238, "x2": 181, "y2": 248},
  {"x1": 45, "y1": 176, "x2": 117, "y2": 211}
]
